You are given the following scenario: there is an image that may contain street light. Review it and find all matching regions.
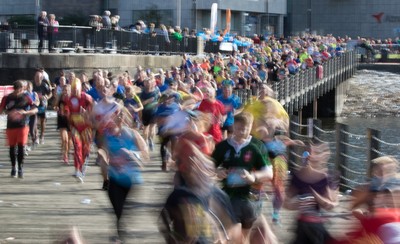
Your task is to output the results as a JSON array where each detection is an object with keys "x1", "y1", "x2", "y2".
[
  {"x1": 193, "y1": 0, "x2": 197, "y2": 31},
  {"x1": 177, "y1": 0, "x2": 181, "y2": 27},
  {"x1": 307, "y1": 0, "x2": 312, "y2": 33}
]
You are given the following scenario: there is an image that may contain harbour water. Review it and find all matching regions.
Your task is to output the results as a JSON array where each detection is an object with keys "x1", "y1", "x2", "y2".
[{"x1": 321, "y1": 70, "x2": 400, "y2": 166}]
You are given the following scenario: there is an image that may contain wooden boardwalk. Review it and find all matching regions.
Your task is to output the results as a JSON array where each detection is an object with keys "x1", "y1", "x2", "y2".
[{"x1": 0, "y1": 114, "x2": 359, "y2": 244}]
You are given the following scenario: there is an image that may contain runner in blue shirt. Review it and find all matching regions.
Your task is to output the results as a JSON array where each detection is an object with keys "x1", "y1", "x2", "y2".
[{"x1": 217, "y1": 80, "x2": 242, "y2": 139}]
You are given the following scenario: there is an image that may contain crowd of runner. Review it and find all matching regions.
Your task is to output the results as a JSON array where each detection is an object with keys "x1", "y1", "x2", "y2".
[{"x1": 1, "y1": 34, "x2": 399, "y2": 243}]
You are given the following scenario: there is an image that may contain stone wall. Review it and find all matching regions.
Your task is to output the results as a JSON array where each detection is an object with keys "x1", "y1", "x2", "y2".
[{"x1": 0, "y1": 53, "x2": 183, "y2": 84}]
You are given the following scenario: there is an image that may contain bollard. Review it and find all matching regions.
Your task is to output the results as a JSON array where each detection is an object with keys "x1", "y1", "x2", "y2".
[
  {"x1": 336, "y1": 123, "x2": 348, "y2": 192},
  {"x1": 196, "y1": 36, "x2": 204, "y2": 56}
]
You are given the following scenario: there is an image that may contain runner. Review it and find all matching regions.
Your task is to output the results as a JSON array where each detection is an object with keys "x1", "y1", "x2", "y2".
[
  {"x1": 139, "y1": 76, "x2": 160, "y2": 151},
  {"x1": 0, "y1": 80, "x2": 38, "y2": 178},
  {"x1": 33, "y1": 69, "x2": 52, "y2": 145},
  {"x1": 64, "y1": 76, "x2": 93, "y2": 182},
  {"x1": 211, "y1": 112, "x2": 277, "y2": 243},
  {"x1": 54, "y1": 83, "x2": 72, "y2": 164}
]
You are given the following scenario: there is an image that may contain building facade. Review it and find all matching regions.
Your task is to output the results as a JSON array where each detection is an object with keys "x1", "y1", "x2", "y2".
[
  {"x1": 287, "y1": 0, "x2": 400, "y2": 39},
  {"x1": 0, "y1": 0, "x2": 286, "y2": 37},
  {"x1": 115, "y1": 0, "x2": 286, "y2": 37},
  {"x1": 2, "y1": 0, "x2": 399, "y2": 40}
]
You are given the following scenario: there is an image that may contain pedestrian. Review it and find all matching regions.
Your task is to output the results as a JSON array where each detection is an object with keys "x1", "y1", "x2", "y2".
[
  {"x1": 284, "y1": 142, "x2": 339, "y2": 244},
  {"x1": 159, "y1": 138, "x2": 242, "y2": 243},
  {"x1": 139, "y1": 76, "x2": 160, "y2": 152},
  {"x1": 48, "y1": 14, "x2": 59, "y2": 52},
  {"x1": 91, "y1": 80, "x2": 124, "y2": 190},
  {"x1": 102, "y1": 10, "x2": 112, "y2": 29},
  {"x1": 63, "y1": 75, "x2": 93, "y2": 182},
  {"x1": 256, "y1": 119, "x2": 304, "y2": 224},
  {"x1": 216, "y1": 80, "x2": 243, "y2": 139},
  {"x1": 25, "y1": 81, "x2": 39, "y2": 151},
  {"x1": 198, "y1": 86, "x2": 226, "y2": 144},
  {"x1": 211, "y1": 111, "x2": 277, "y2": 243},
  {"x1": 100, "y1": 106, "x2": 148, "y2": 242},
  {"x1": 334, "y1": 156, "x2": 400, "y2": 243},
  {"x1": 37, "y1": 11, "x2": 49, "y2": 53},
  {"x1": 0, "y1": 80, "x2": 38, "y2": 178},
  {"x1": 33, "y1": 69, "x2": 52, "y2": 145},
  {"x1": 155, "y1": 91, "x2": 181, "y2": 171},
  {"x1": 54, "y1": 82, "x2": 72, "y2": 164}
]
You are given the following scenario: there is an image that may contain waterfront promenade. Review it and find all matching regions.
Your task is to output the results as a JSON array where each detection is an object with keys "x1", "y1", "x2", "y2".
[{"x1": 0, "y1": 115, "x2": 358, "y2": 243}]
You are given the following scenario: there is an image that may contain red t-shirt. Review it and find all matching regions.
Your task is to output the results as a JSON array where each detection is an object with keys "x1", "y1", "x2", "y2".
[
  {"x1": 198, "y1": 99, "x2": 225, "y2": 143},
  {"x1": 64, "y1": 92, "x2": 93, "y2": 132}
]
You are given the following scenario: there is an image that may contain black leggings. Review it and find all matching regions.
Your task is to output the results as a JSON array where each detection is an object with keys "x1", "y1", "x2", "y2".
[
  {"x1": 10, "y1": 145, "x2": 24, "y2": 170},
  {"x1": 29, "y1": 115, "x2": 37, "y2": 143},
  {"x1": 108, "y1": 178, "x2": 131, "y2": 235},
  {"x1": 292, "y1": 220, "x2": 333, "y2": 244}
]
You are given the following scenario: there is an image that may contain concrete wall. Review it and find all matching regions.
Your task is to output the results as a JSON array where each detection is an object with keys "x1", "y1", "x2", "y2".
[
  {"x1": 335, "y1": 80, "x2": 350, "y2": 117},
  {"x1": 0, "y1": 53, "x2": 182, "y2": 84}
]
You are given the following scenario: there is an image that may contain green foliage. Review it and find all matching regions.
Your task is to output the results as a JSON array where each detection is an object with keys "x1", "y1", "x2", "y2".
[{"x1": 7, "y1": 15, "x2": 36, "y2": 26}]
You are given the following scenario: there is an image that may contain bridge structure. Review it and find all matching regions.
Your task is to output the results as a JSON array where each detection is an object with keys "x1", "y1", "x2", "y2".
[{"x1": 233, "y1": 51, "x2": 358, "y2": 118}]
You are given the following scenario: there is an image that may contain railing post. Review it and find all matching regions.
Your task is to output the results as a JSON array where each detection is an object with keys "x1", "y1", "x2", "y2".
[
  {"x1": 72, "y1": 24, "x2": 77, "y2": 47},
  {"x1": 336, "y1": 123, "x2": 348, "y2": 192},
  {"x1": 289, "y1": 115, "x2": 301, "y2": 169},
  {"x1": 307, "y1": 118, "x2": 314, "y2": 139},
  {"x1": 311, "y1": 118, "x2": 322, "y2": 142},
  {"x1": 366, "y1": 128, "x2": 380, "y2": 177}
]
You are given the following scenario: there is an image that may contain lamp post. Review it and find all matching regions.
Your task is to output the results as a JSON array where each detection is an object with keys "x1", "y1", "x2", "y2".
[
  {"x1": 193, "y1": 0, "x2": 197, "y2": 31},
  {"x1": 307, "y1": 0, "x2": 312, "y2": 33},
  {"x1": 177, "y1": 0, "x2": 181, "y2": 27}
]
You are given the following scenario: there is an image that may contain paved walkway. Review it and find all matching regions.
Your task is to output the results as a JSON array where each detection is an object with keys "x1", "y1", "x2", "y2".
[{"x1": 0, "y1": 116, "x2": 358, "y2": 243}]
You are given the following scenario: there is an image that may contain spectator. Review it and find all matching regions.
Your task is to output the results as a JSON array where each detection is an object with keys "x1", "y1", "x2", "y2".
[
  {"x1": 171, "y1": 26, "x2": 183, "y2": 41},
  {"x1": 48, "y1": 14, "x2": 59, "y2": 53},
  {"x1": 37, "y1": 11, "x2": 49, "y2": 53},
  {"x1": 102, "y1": 10, "x2": 111, "y2": 29},
  {"x1": 111, "y1": 15, "x2": 120, "y2": 30}
]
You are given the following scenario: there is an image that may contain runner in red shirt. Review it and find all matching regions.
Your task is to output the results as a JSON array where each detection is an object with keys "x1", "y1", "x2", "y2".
[
  {"x1": 64, "y1": 75, "x2": 93, "y2": 182},
  {"x1": 198, "y1": 87, "x2": 226, "y2": 143}
]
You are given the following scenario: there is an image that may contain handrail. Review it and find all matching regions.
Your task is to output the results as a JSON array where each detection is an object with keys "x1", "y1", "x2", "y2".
[{"x1": 289, "y1": 116, "x2": 400, "y2": 191}]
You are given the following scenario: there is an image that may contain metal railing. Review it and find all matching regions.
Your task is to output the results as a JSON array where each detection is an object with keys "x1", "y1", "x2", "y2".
[
  {"x1": 1, "y1": 25, "x2": 200, "y2": 55},
  {"x1": 274, "y1": 51, "x2": 358, "y2": 114},
  {"x1": 232, "y1": 51, "x2": 358, "y2": 115},
  {"x1": 289, "y1": 116, "x2": 400, "y2": 191}
]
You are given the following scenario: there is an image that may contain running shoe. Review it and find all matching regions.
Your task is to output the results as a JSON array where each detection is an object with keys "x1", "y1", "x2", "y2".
[
  {"x1": 161, "y1": 162, "x2": 168, "y2": 172},
  {"x1": 62, "y1": 155, "x2": 69, "y2": 165},
  {"x1": 82, "y1": 157, "x2": 90, "y2": 177},
  {"x1": 75, "y1": 171, "x2": 84, "y2": 183},
  {"x1": 18, "y1": 169, "x2": 24, "y2": 179},
  {"x1": 102, "y1": 180, "x2": 109, "y2": 191},
  {"x1": 40, "y1": 137, "x2": 45, "y2": 145},
  {"x1": 11, "y1": 169, "x2": 17, "y2": 178},
  {"x1": 272, "y1": 212, "x2": 281, "y2": 225},
  {"x1": 148, "y1": 138, "x2": 154, "y2": 151}
]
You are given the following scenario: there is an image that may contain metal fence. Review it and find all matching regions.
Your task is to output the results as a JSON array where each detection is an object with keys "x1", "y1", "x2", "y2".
[
  {"x1": 289, "y1": 116, "x2": 400, "y2": 191},
  {"x1": 1, "y1": 25, "x2": 202, "y2": 55},
  {"x1": 231, "y1": 52, "x2": 358, "y2": 114}
]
